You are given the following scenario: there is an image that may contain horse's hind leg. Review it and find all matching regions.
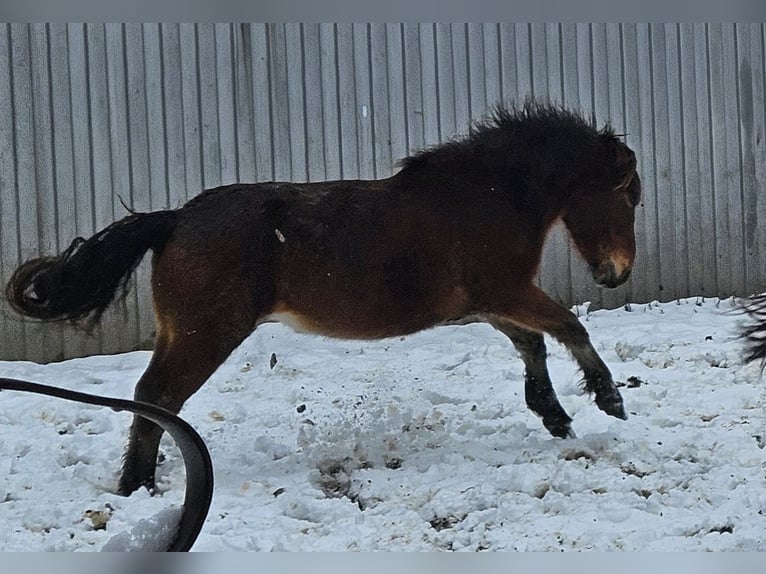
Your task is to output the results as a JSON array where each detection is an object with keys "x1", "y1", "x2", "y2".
[
  {"x1": 117, "y1": 319, "x2": 253, "y2": 495},
  {"x1": 489, "y1": 320, "x2": 574, "y2": 438},
  {"x1": 117, "y1": 241, "x2": 263, "y2": 495},
  {"x1": 118, "y1": 352, "x2": 168, "y2": 495}
]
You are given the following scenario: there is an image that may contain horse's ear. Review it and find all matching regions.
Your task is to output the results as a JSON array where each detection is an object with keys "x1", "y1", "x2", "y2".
[{"x1": 611, "y1": 142, "x2": 636, "y2": 191}]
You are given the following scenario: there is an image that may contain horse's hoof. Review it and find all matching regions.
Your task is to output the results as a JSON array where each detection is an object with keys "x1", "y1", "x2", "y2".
[
  {"x1": 117, "y1": 478, "x2": 155, "y2": 497},
  {"x1": 544, "y1": 418, "x2": 576, "y2": 439},
  {"x1": 596, "y1": 393, "x2": 628, "y2": 420},
  {"x1": 116, "y1": 485, "x2": 136, "y2": 497}
]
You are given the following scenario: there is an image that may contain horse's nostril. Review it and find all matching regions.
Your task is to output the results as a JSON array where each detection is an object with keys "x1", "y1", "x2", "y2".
[
  {"x1": 592, "y1": 261, "x2": 631, "y2": 289},
  {"x1": 593, "y1": 262, "x2": 614, "y2": 283},
  {"x1": 593, "y1": 261, "x2": 631, "y2": 288}
]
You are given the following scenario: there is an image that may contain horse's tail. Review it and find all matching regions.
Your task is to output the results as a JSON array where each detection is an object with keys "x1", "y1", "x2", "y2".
[
  {"x1": 742, "y1": 293, "x2": 766, "y2": 363},
  {"x1": 5, "y1": 210, "x2": 178, "y2": 325}
]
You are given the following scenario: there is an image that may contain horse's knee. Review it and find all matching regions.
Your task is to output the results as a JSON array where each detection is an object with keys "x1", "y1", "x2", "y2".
[{"x1": 549, "y1": 316, "x2": 591, "y2": 348}]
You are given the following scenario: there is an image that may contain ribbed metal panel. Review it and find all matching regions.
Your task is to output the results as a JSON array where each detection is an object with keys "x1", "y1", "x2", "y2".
[{"x1": 1, "y1": 23, "x2": 765, "y2": 361}]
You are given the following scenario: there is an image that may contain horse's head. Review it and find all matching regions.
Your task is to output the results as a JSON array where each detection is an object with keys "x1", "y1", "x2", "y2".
[{"x1": 563, "y1": 136, "x2": 641, "y2": 289}]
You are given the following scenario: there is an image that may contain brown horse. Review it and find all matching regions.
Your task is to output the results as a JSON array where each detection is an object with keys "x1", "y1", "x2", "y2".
[{"x1": 6, "y1": 100, "x2": 642, "y2": 496}]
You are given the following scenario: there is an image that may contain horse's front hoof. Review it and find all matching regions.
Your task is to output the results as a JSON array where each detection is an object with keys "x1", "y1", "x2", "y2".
[{"x1": 595, "y1": 391, "x2": 628, "y2": 420}]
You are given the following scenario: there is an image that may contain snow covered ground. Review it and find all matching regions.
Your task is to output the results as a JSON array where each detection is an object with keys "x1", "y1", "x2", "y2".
[{"x1": 0, "y1": 297, "x2": 764, "y2": 552}]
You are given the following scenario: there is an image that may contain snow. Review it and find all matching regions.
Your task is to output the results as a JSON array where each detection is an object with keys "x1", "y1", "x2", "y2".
[{"x1": 0, "y1": 297, "x2": 764, "y2": 551}]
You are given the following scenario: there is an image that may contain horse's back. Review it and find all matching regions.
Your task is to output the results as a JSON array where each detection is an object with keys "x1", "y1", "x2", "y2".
[{"x1": 154, "y1": 179, "x2": 470, "y2": 339}]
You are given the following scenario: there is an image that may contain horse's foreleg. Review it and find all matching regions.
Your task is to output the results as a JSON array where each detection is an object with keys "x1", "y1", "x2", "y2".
[
  {"x1": 489, "y1": 320, "x2": 575, "y2": 438},
  {"x1": 490, "y1": 286, "x2": 626, "y2": 421}
]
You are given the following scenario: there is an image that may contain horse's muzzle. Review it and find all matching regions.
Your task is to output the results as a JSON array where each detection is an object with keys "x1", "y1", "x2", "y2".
[{"x1": 592, "y1": 261, "x2": 632, "y2": 288}]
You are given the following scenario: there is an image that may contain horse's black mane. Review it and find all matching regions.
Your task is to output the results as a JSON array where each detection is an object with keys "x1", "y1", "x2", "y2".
[{"x1": 398, "y1": 99, "x2": 614, "y2": 172}]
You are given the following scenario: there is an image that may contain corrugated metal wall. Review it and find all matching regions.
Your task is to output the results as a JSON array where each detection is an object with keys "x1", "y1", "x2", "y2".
[{"x1": 1, "y1": 23, "x2": 765, "y2": 362}]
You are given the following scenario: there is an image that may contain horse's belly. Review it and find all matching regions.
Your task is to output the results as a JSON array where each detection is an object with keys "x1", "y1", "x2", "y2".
[{"x1": 261, "y1": 304, "x2": 440, "y2": 340}]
